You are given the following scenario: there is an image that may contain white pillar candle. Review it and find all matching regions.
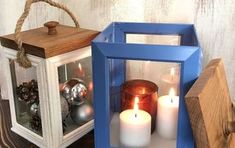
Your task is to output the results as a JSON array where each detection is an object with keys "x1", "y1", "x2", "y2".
[
  {"x1": 157, "y1": 88, "x2": 179, "y2": 139},
  {"x1": 120, "y1": 97, "x2": 151, "y2": 147}
]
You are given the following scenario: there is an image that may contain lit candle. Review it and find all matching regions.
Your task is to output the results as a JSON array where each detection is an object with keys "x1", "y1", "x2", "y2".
[
  {"x1": 120, "y1": 97, "x2": 151, "y2": 147},
  {"x1": 121, "y1": 79, "x2": 158, "y2": 133},
  {"x1": 157, "y1": 88, "x2": 179, "y2": 139}
]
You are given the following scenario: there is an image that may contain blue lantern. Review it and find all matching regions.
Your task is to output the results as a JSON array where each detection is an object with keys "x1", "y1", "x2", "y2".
[{"x1": 92, "y1": 22, "x2": 201, "y2": 148}]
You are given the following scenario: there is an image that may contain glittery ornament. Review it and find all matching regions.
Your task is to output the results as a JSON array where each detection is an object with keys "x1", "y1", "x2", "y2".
[
  {"x1": 60, "y1": 95, "x2": 70, "y2": 120},
  {"x1": 37, "y1": 95, "x2": 69, "y2": 120}
]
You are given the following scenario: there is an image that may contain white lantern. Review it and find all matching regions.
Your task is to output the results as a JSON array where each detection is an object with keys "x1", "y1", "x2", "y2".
[{"x1": 0, "y1": 19, "x2": 98, "y2": 147}]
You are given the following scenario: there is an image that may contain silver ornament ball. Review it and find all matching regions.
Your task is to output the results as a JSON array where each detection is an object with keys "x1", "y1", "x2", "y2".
[
  {"x1": 37, "y1": 95, "x2": 69, "y2": 120},
  {"x1": 70, "y1": 101, "x2": 94, "y2": 125},
  {"x1": 61, "y1": 78, "x2": 88, "y2": 104},
  {"x1": 30, "y1": 103, "x2": 39, "y2": 116}
]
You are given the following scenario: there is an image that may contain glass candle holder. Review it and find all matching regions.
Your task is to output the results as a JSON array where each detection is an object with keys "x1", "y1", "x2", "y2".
[{"x1": 121, "y1": 79, "x2": 158, "y2": 133}]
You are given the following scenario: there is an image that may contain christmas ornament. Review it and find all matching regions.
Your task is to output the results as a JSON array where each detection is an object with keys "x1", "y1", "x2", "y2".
[
  {"x1": 30, "y1": 102, "x2": 39, "y2": 116},
  {"x1": 37, "y1": 95, "x2": 69, "y2": 121},
  {"x1": 60, "y1": 95, "x2": 70, "y2": 120},
  {"x1": 70, "y1": 100, "x2": 93, "y2": 125},
  {"x1": 61, "y1": 78, "x2": 88, "y2": 104}
]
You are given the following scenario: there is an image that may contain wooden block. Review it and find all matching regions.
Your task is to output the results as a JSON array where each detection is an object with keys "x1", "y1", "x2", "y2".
[
  {"x1": 0, "y1": 25, "x2": 99, "y2": 58},
  {"x1": 185, "y1": 59, "x2": 235, "y2": 148}
]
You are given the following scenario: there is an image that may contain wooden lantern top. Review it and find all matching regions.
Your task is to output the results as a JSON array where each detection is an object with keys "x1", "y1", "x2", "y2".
[
  {"x1": 185, "y1": 59, "x2": 235, "y2": 148},
  {"x1": 0, "y1": 24, "x2": 99, "y2": 58}
]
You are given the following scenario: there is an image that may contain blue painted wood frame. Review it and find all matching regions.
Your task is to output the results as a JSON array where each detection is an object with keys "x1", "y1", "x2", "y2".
[{"x1": 92, "y1": 22, "x2": 201, "y2": 148}]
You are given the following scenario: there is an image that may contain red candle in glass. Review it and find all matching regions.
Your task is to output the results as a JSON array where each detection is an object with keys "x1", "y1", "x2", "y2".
[{"x1": 121, "y1": 79, "x2": 158, "y2": 133}]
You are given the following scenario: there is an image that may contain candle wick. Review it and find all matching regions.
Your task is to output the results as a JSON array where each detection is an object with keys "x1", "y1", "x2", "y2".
[
  {"x1": 171, "y1": 98, "x2": 173, "y2": 103},
  {"x1": 135, "y1": 113, "x2": 137, "y2": 118}
]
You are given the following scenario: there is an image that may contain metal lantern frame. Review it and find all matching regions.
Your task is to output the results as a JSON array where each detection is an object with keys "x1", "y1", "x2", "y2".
[{"x1": 92, "y1": 22, "x2": 201, "y2": 148}]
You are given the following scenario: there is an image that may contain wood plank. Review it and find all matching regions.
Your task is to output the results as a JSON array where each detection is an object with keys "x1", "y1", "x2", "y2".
[
  {"x1": 185, "y1": 59, "x2": 235, "y2": 148},
  {"x1": 0, "y1": 25, "x2": 99, "y2": 58}
]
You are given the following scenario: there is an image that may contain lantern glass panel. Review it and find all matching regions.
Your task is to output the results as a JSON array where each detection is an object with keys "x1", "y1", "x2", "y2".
[
  {"x1": 9, "y1": 59, "x2": 42, "y2": 136},
  {"x1": 109, "y1": 59, "x2": 181, "y2": 148},
  {"x1": 57, "y1": 56, "x2": 93, "y2": 135}
]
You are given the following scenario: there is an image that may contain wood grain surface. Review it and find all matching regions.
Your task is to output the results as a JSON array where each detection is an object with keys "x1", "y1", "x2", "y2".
[
  {"x1": 185, "y1": 59, "x2": 235, "y2": 148},
  {"x1": 0, "y1": 25, "x2": 99, "y2": 58}
]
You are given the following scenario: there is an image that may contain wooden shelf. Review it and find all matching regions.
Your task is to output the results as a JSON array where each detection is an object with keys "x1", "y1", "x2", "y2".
[{"x1": 110, "y1": 113, "x2": 176, "y2": 148}]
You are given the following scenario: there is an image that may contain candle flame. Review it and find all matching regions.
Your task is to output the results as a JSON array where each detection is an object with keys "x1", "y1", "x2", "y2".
[
  {"x1": 170, "y1": 67, "x2": 175, "y2": 76},
  {"x1": 134, "y1": 97, "x2": 139, "y2": 117},
  {"x1": 169, "y1": 88, "x2": 175, "y2": 103},
  {"x1": 78, "y1": 63, "x2": 82, "y2": 71}
]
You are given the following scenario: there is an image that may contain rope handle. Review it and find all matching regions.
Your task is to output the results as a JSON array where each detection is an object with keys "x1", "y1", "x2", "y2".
[{"x1": 15, "y1": 0, "x2": 79, "y2": 68}]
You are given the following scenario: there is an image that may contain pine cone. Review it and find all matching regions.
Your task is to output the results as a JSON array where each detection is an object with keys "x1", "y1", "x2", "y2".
[{"x1": 16, "y1": 79, "x2": 39, "y2": 104}]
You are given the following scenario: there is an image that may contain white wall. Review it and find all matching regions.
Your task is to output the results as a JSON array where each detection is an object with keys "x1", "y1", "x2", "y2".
[{"x1": 1, "y1": 0, "x2": 235, "y2": 100}]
